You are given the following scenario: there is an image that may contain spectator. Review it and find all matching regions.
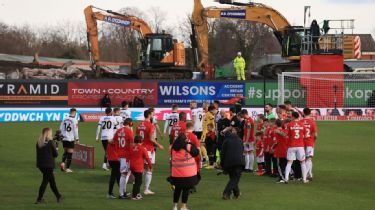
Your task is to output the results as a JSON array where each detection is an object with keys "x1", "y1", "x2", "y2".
[
  {"x1": 101, "y1": 94, "x2": 111, "y2": 108},
  {"x1": 133, "y1": 96, "x2": 145, "y2": 107},
  {"x1": 310, "y1": 19, "x2": 321, "y2": 51},
  {"x1": 311, "y1": 109, "x2": 321, "y2": 118},
  {"x1": 326, "y1": 109, "x2": 341, "y2": 116},
  {"x1": 367, "y1": 90, "x2": 375, "y2": 107},
  {"x1": 365, "y1": 109, "x2": 375, "y2": 117}
]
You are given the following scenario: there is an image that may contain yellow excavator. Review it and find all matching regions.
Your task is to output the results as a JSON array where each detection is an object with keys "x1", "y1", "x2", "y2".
[
  {"x1": 191, "y1": 0, "x2": 355, "y2": 78},
  {"x1": 84, "y1": 5, "x2": 193, "y2": 79}
]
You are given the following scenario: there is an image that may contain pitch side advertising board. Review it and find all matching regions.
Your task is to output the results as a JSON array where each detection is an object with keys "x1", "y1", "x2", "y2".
[
  {"x1": 0, "y1": 81, "x2": 67, "y2": 106},
  {"x1": 158, "y1": 82, "x2": 245, "y2": 106},
  {"x1": 68, "y1": 82, "x2": 158, "y2": 106}
]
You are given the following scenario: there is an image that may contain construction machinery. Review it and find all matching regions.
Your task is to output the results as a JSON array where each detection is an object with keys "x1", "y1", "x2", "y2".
[
  {"x1": 84, "y1": 5, "x2": 193, "y2": 79},
  {"x1": 191, "y1": 0, "x2": 356, "y2": 79}
]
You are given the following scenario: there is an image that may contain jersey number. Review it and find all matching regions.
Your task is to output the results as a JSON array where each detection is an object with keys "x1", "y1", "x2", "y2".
[
  {"x1": 198, "y1": 114, "x2": 203, "y2": 122},
  {"x1": 64, "y1": 123, "x2": 72, "y2": 132},
  {"x1": 118, "y1": 137, "x2": 126, "y2": 148},
  {"x1": 305, "y1": 128, "x2": 311, "y2": 138},
  {"x1": 294, "y1": 130, "x2": 300, "y2": 139},
  {"x1": 168, "y1": 118, "x2": 178, "y2": 126},
  {"x1": 101, "y1": 121, "x2": 112, "y2": 129},
  {"x1": 139, "y1": 130, "x2": 145, "y2": 140}
]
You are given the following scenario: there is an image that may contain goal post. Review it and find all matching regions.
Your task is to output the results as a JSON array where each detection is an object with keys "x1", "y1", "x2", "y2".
[{"x1": 277, "y1": 72, "x2": 375, "y2": 109}]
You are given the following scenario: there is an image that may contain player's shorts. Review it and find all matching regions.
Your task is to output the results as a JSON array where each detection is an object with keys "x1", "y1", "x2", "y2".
[
  {"x1": 120, "y1": 158, "x2": 130, "y2": 173},
  {"x1": 256, "y1": 156, "x2": 264, "y2": 163},
  {"x1": 305, "y1": 147, "x2": 314, "y2": 157},
  {"x1": 144, "y1": 150, "x2": 156, "y2": 165},
  {"x1": 193, "y1": 131, "x2": 202, "y2": 140},
  {"x1": 243, "y1": 142, "x2": 254, "y2": 152},
  {"x1": 287, "y1": 147, "x2": 305, "y2": 161},
  {"x1": 62, "y1": 141, "x2": 75, "y2": 149}
]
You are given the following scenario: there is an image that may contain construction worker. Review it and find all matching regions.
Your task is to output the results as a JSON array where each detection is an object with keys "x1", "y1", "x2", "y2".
[{"x1": 233, "y1": 52, "x2": 246, "y2": 80}]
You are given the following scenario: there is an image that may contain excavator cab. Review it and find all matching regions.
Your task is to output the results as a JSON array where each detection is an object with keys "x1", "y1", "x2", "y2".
[
  {"x1": 280, "y1": 26, "x2": 305, "y2": 59},
  {"x1": 141, "y1": 34, "x2": 174, "y2": 68}
]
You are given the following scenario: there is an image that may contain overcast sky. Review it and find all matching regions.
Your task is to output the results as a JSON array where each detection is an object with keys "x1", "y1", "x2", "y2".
[{"x1": 0, "y1": 0, "x2": 374, "y2": 34}]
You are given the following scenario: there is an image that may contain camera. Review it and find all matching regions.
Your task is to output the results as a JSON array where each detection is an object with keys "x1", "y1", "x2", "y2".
[{"x1": 53, "y1": 130, "x2": 64, "y2": 148}]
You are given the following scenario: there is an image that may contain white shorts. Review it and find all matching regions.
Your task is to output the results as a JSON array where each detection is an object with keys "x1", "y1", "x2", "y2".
[
  {"x1": 287, "y1": 147, "x2": 305, "y2": 161},
  {"x1": 144, "y1": 150, "x2": 155, "y2": 165},
  {"x1": 244, "y1": 142, "x2": 254, "y2": 152},
  {"x1": 120, "y1": 158, "x2": 130, "y2": 173},
  {"x1": 256, "y1": 156, "x2": 264, "y2": 163},
  {"x1": 305, "y1": 147, "x2": 314, "y2": 157}
]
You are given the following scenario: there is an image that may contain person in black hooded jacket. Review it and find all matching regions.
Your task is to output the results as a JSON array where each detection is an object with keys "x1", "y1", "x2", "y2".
[
  {"x1": 35, "y1": 127, "x2": 62, "y2": 204},
  {"x1": 220, "y1": 127, "x2": 245, "y2": 200}
]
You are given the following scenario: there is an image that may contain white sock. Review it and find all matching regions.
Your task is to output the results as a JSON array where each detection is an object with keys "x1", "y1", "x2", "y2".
[
  {"x1": 301, "y1": 161, "x2": 307, "y2": 182},
  {"x1": 285, "y1": 162, "x2": 292, "y2": 181},
  {"x1": 119, "y1": 175, "x2": 126, "y2": 196},
  {"x1": 306, "y1": 159, "x2": 313, "y2": 178},
  {"x1": 144, "y1": 171, "x2": 152, "y2": 191},
  {"x1": 244, "y1": 154, "x2": 250, "y2": 170},
  {"x1": 249, "y1": 153, "x2": 254, "y2": 170}
]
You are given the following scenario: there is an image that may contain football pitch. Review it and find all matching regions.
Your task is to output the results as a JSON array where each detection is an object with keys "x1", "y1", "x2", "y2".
[{"x1": 1, "y1": 121, "x2": 375, "y2": 210}]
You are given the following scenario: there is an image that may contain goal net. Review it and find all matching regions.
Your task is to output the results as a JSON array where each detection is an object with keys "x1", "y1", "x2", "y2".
[{"x1": 277, "y1": 72, "x2": 375, "y2": 110}]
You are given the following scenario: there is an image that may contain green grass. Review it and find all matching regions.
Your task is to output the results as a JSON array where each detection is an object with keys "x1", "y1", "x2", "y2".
[{"x1": 1, "y1": 121, "x2": 375, "y2": 210}]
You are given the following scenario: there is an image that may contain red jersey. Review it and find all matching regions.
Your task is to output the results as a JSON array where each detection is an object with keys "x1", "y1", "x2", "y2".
[
  {"x1": 205, "y1": 131, "x2": 216, "y2": 142},
  {"x1": 263, "y1": 128, "x2": 270, "y2": 152},
  {"x1": 287, "y1": 120, "x2": 306, "y2": 148},
  {"x1": 186, "y1": 132, "x2": 200, "y2": 148},
  {"x1": 129, "y1": 144, "x2": 153, "y2": 173},
  {"x1": 301, "y1": 118, "x2": 317, "y2": 147},
  {"x1": 256, "y1": 122, "x2": 264, "y2": 132},
  {"x1": 186, "y1": 132, "x2": 201, "y2": 172},
  {"x1": 136, "y1": 120, "x2": 155, "y2": 151},
  {"x1": 106, "y1": 140, "x2": 119, "y2": 161},
  {"x1": 256, "y1": 140, "x2": 264, "y2": 157},
  {"x1": 169, "y1": 121, "x2": 187, "y2": 144},
  {"x1": 114, "y1": 127, "x2": 134, "y2": 159},
  {"x1": 243, "y1": 117, "x2": 255, "y2": 143},
  {"x1": 267, "y1": 127, "x2": 276, "y2": 154},
  {"x1": 273, "y1": 128, "x2": 287, "y2": 158}
]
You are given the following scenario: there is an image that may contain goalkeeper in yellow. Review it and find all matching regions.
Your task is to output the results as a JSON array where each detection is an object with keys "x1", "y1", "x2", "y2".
[
  {"x1": 234, "y1": 52, "x2": 246, "y2": 80},
  {"x1": 201, "y1": 105, "x2": 218, "y2": 168}
]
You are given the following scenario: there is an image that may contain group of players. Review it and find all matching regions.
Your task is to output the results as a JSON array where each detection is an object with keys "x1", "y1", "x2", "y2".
[{"x1": 57, "y1": 99, "x2": 318, "y2": 200}]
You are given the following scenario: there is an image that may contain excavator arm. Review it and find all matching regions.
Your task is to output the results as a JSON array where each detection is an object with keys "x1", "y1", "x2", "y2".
[
  {"x1": 84, "y1": 5, "x2": 152, "y2": 76},
  {"x1": 192, "y1": 0, "x2": 291, "y2": 70}
]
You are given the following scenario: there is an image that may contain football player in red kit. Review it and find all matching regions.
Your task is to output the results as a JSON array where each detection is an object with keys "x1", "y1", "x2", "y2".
[
  {"x1": 302, "y1": 108, "x2": 318, "y2": 180},
  {"x1": 272, "y1": 119, "x2": 288, "y2": 183},
  {"x1": 129, "y1": 135, "x2": 153, "y2": 200},
  {"x1": 114, "y1": 118, "x2": 134, "y2": 199},
  {"x1": 284, "y1": 112, "x2": 308, "y2": 184},
  {"x1": 241, "y1": 109, "x2": 255, "y2": 173},
  {"x1": 255, "y1": 132, "x2": 265, "y2": 176},
  {"x1": 136, "y1": 110, "x2": 164, "y2": 195},
  {"x1": 169, "y1": 112, "x2": 187, "y2": 145}
]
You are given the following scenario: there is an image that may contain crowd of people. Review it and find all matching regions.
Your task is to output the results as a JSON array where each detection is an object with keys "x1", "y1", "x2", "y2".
[{"x1": 35, "y1": 100, "x2": 318, "y2": 210}]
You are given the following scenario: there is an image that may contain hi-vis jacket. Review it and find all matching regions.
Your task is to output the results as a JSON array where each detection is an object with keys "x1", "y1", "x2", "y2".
[
  {"x1": 171, "y1": 144, "x2": 197, "y2": 178},
  {"x1": 233, "y1": 56, "x2": 246, "y2": 69}
]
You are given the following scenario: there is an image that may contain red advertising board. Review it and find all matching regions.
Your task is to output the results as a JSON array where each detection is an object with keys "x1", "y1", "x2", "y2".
[
  {"x1": 80, "y1": 112, "x2": 106, "y2": 122},
  {"x1": 72, "y1": 144, "x2": 95, "y2": 169},
  {"x1": 68, "y1": 82, "x2": 157, "y2": 106}
]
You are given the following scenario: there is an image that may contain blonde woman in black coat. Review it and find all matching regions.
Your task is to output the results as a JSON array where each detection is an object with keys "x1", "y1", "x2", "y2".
[{"x1": 35, "y1": 127, "x2": 62, "y2": 204}]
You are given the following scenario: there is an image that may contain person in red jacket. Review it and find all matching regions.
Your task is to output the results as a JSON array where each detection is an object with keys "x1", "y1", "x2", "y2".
[
  {"x1": 129, "y1": 135, "x2": 153, "y2": 200},
  {"x1": 113, "y1": 118, "x2": 134, "y2": 199}
]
